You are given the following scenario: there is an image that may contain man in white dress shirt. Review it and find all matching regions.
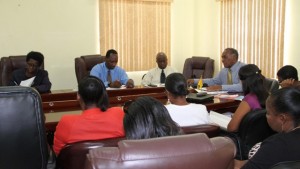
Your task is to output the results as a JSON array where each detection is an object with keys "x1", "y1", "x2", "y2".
[{"x1": 142, "y1": 52, "x2": 177, "y2": 86}]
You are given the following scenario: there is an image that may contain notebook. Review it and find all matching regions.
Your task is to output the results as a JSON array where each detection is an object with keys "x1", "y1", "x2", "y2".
[{"x1": 186, "y1": 93, "x2": 214, "y2": 103}]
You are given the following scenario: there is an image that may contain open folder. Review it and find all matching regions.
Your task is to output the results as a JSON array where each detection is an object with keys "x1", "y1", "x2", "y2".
[
  {"x1": 209, "y1": 111, "x2": 232, "y2": 131},
  {"x1": 20, "y1": 76, "x2": 35, "y2": 87}
]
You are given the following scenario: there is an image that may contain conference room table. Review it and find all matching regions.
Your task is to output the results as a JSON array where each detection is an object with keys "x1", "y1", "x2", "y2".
[{"x1": 42, "y1": 86, "x2": 241, "y2": 137}]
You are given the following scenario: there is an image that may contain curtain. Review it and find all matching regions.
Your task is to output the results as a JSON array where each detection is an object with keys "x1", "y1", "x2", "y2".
[
  {"x1": 220, "y1": 0, "x2": 286, "y2": 78},
  {"x1": 99, "y1": 0, "x2": 171, "y2": 71}
]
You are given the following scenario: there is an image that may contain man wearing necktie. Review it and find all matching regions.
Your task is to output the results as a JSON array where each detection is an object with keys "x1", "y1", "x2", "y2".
[
  {"x1": 142, "y1": 52, "x2": 177, "y2": 85},
  {"x1": 90, "y1": 49, "x2": 134, "y2": 88},
  {"x1": 187, "y1": 48, "x2": 245, "y2": 92}
]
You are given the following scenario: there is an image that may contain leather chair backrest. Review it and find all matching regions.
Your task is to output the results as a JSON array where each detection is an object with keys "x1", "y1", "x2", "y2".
[
  {"x1": 271, "y1": 160, "x2": 300, "y2": 169},
  {"x1": 85, "y1": 134, "x2": 236, "y2": 169},
  {"x1": 75, "y1": 55, "x2": 105, "y2": 83},
  {"x1": 56, "y1": 125, "x2": 220, "y2": 169},
  {"x1": 0, "y1": 55, "x2": 44, "y2": 86},
  {"x1": 265, "y1": 78, "x2": 279, "y2": 93},
  {"x1": 181, "y1": 124, "x2": 220, "y2": 138},
  {"x1": 235, "y1": 109, "x2": 276, "y2": 160},
  {"x1": 0, "y1": 86, "x2": 48, "y2": 169},
  {"x1": 183, "y1": 56, "x2": 214, "y2": 79},
  {"x1": 57, "y1": 137, "x2": 125, "y2": 169}
]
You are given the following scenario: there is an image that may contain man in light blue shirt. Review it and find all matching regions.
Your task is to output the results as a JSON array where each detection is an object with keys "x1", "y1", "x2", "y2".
[
  {"x1": 90, "y1": 49, "x2": 134, "y2": 88},
  {"x1": 188, "y1": 48, "x2": 245, "y2": 92}
]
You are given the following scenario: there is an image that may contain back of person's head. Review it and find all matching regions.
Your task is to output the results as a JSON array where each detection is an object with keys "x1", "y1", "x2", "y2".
[
  {"x1": 239, "y1": 64, "x2": 268, "y2": 107},
  {"x1": 105, "y1": 49, "x2": 118, "y2": 58},
  {"x1": 78, "y1": 76, "x2": 109, "y2": 111},
  {"x1": 165, "y1": 73, "x2": 189, "y2": 97},
  {"x1": 224, "y1": 48, "x2": 239, "y2": 59},
  {"x1": 277, "y1": 65, "x2": 299, "y2": 81},
  {"x1": 26, "y1": 51, "x2": 44, "y2": 67},
  {"x1": 268, "y1": 87, "x2": 300, "y2": 127},
  {"x1": 123, "y1": 96, "x2": 180, "y2": 139}
]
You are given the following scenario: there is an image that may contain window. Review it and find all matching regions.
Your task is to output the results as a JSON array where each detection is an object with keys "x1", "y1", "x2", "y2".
[
  {"x1": 99, "y1": 0, "x2": 172, "y2": 71},
  {"x1": 220, "y1": 0, "x2": 286, "y2": 78}
]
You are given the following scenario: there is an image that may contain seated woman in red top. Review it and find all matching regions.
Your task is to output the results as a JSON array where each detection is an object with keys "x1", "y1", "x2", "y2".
[{"x1": 53, "y1": 76, "x2": 125, "y2": 155}]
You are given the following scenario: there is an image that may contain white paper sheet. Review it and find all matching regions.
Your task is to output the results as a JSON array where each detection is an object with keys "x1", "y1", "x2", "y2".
[
  {"x1": 209, "y1": 110, "x2": 232, "y2": 131},
  {"x1": 20, "y1": 76, "x2": 35, "y2": 87}
]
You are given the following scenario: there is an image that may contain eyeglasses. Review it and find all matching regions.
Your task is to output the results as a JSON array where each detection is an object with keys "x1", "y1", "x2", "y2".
[
  {"x1": 123, "y1": 100, "x2": 134, "y2": 113},
  {"x1": 27, "y1": 62, "x2": 39, "y2": 68}
]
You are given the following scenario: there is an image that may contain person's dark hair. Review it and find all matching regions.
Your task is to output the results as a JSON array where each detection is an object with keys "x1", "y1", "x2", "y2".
[
  {"x1": 225, "y1": 48, "x2": 239, "y2": 59},
  {"x1": 78, "y1": 76, "x2": 109, "y2": 111},
  {"x1": 26, "y1": 51, "x2": 44, "y2": 67},
  {"x1": 123, "y1": 96, "x2": 180, "y2": 139},
  {"x1": 277, "y1": 65, "x2": 298, "y2": 81},
  {"x1": 239, "y1": 64, "x2": 269, "y2": 108},
  {"x1": 269, "y1": 87, "x2": 300, "y2": 126},
  {"x1": 105, "y1": 49, "x2": 118, "y2": 58},
  {"x1": 165, "y1": 73, "x2": 189, "y2": 97}
]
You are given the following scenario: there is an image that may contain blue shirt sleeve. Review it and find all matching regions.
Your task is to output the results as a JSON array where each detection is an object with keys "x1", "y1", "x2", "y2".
[
  {"x1": 194, "y1": 61, "x2": 244, "y2": 92},
  {"x1": 111, "y1": 67, "x2": 129, "y2": 85}
]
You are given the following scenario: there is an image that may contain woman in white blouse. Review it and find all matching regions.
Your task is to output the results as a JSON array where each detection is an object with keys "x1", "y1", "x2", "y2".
[{"x1": 165, "y1": 73, "x2": 210, "y2": 127}]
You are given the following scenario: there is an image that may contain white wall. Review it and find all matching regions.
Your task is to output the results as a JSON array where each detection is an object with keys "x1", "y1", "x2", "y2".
[
  {"x1": 0, "y1": 0, "x2": 299, "y2": 90},
  {"x1": 171, "y1": 0, "x2": 221, "y2": 74},
  {"x1": 0, "y1": 0, "x2": 99, "y2": 90},
  {"x1": 171, "y1": 0, "x2": 195, "y2": 73},
  {"x1": 194, "y1": 0, "x2": 221, "y2": 72},
  {"x1": 284, "y1": 0, "x2": 300, "y2": 68}
]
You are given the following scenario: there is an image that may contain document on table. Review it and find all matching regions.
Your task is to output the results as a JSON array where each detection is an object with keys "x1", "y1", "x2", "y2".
[
  {"x1": 20, "y1": 76, "x2": 35, "y2": 87},
  {"x1": 195, "y1": 88, "x2": 228, "y2": 95},
  {"x1": 206, "y1": 91, "x2": 228, "y2": 95},
  {"x1": 106, "y1": 85, "x2": 127, "y2": 90},
  {"x1": 209, "y1": 110, "x2": 232, "y2": 131}
]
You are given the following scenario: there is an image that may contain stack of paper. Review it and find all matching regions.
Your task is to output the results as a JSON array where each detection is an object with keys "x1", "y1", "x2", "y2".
[
  {"x1": 209, "y1": 110, "x2": 232, "y2": 131},
  {"x1": 106, "y1": 85, "x2": 127, "y2": 90},
  {"x1": 206, "y1": 91, "x2": 228, "y2": 95},
  {"x1": 195, "y1": 88, "x2": 228, "y2": 95}
]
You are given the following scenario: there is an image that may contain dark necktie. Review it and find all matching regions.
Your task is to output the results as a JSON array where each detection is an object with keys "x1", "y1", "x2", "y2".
[
  {"x1": 160, "y1": 69, "x2": 166, "y2": 83},
  {"x1": 107, "y1": 70, "x2": 112, "y2": 83}
]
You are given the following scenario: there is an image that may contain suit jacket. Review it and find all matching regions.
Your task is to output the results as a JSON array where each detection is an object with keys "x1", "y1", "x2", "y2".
[{"x1": 9, "y1": 68, "x2": 52, "y2": 93}]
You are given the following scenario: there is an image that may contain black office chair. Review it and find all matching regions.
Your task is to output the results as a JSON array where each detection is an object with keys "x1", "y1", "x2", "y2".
[
  {"x1": 0, "y1": 86, "x2": 52, "y2": 169},
  {"x1": 265, "y1": 78, "x2": 279, "y2": 93},
  {"x1": 226, "y1": 109, "x2": 276, "y2": 160},
  {"x1": 271, "y1": 161, "x2": 300, "y2": 169}
]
